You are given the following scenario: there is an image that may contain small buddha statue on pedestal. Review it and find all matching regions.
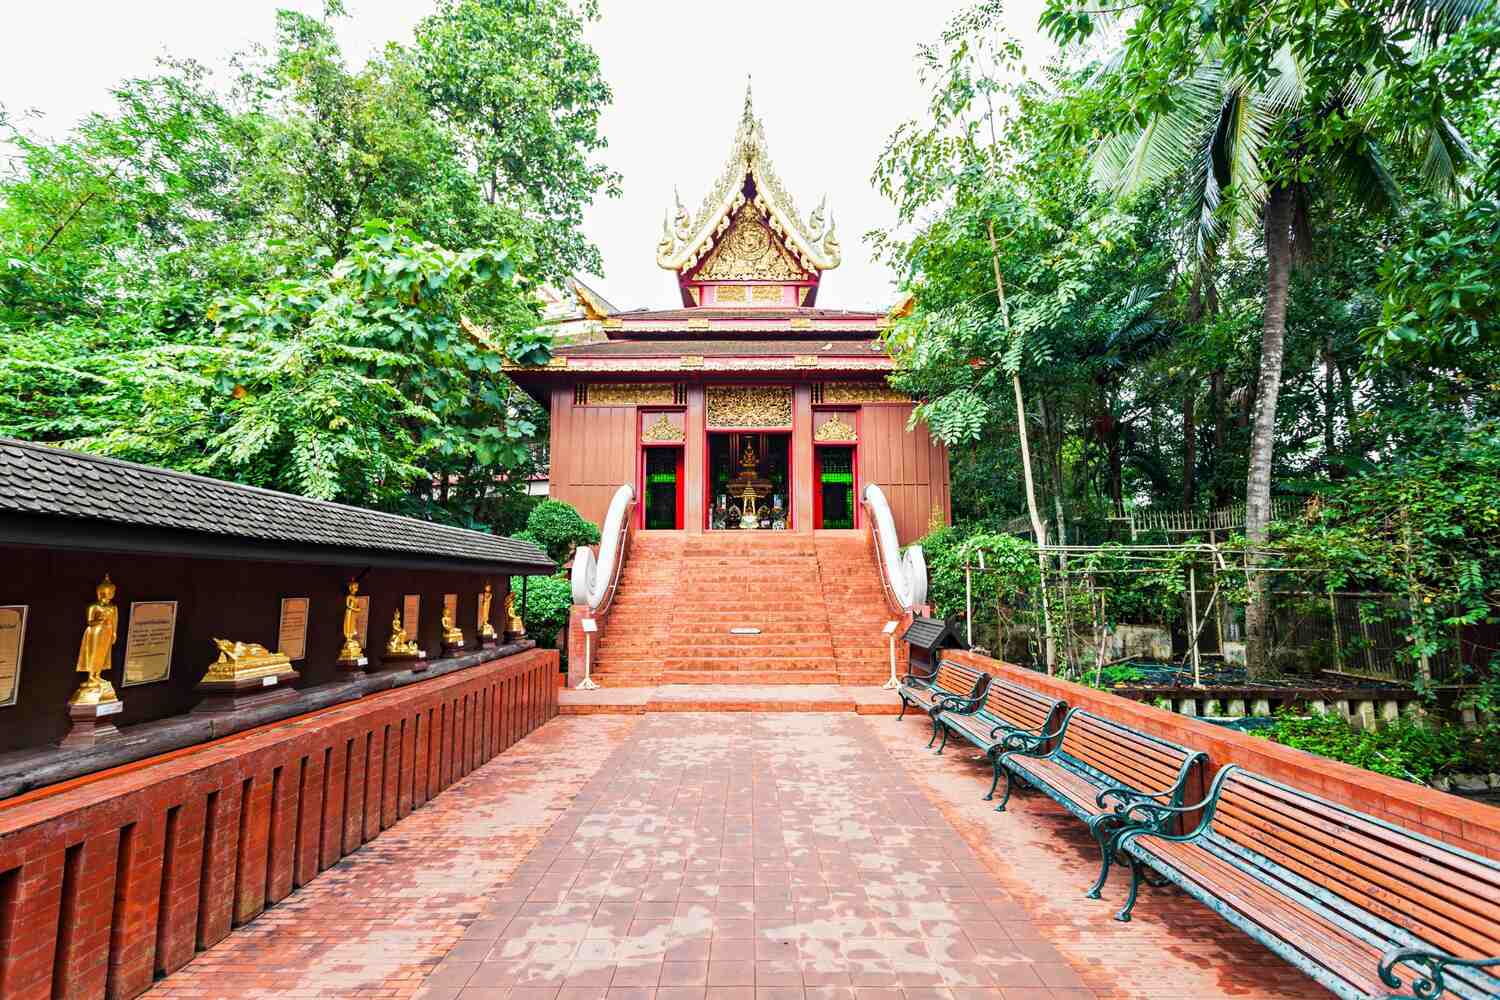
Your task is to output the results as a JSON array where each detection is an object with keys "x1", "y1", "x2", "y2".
[
  {"x1": 381, "y1": 610, "x2": 427, "y2": 671},
  {"x1": 503, "y1": 591, "x2": 526, "y2": 641},
  {"x1": 441, "y1": 606, "x2": 466, "y2": 657},
  {"x1": 477, "y1": 582, "x2": 499, "y2": 648},
  {"x1": 62, "y1": 575, "x2": 124, "y2": 747},
  {"x1": 336, "y1": 580, "x2": 368, "y2": 670}
]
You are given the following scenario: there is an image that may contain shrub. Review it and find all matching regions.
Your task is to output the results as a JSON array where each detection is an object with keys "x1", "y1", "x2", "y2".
[
  {"x1": 511, "y1": 574, "x2": 572, "y2": 649},
  {"x1": 1255, "y1": 711, "x2": 1500, "y2": 784},
  {"x1": 524, "y1": 499, "x2": 600, "y2": 566}
]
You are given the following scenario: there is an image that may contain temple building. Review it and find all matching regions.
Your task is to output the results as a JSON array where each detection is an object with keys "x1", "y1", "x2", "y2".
[{"x1": 509, "y1": 90, "x2": 950, "y2": 544}]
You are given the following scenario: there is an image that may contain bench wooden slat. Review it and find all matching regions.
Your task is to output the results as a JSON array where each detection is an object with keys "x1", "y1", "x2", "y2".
[{"x1": 1116, "y1": 767, "x2": 1500, "y2": 1000}]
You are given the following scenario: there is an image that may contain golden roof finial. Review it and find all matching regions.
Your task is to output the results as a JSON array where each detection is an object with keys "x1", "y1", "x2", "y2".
[{"x1": 743, "y1": 75, "x2": 755, "y2": 125}]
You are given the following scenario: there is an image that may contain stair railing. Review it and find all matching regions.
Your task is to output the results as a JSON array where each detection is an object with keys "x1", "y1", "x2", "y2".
[
  {"x1": 860, "y1": 483, "x2": 928, "y2": 614},
  {"x1": 571, "y1": 483, "x2": 636, "y2": 615}
]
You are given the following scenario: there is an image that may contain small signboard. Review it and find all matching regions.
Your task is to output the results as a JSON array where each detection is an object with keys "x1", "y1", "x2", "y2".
[
  {"x1": 277, "y1": 597, "x2": 310, "y2": 661},
  {"x1": 882, "y1": 620, "x2": 899, "y2": 634},
  {"x1": 581, "y1": 618, "x2": 598, "y2": 633},
  {"x1": 123, "y1": 600, "x2": 177, "y2": 687},
  {"x1": 403, "y1": 594, "x2": 420, "y2": 638},
  {"x1": 0, "y1": 605, "x2": 27, "y2": 707}
]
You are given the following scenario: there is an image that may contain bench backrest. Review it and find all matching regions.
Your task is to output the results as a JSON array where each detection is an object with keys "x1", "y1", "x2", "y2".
[
  {"x1": 932, "y1": 661, "x2": 986, "y2": 698},
  {"x1": 1057, "y1": 709, "x2": 1202, "y2": 801},
  {"x1": 980, "y1": 677, "x2": 1064, "y2": 734},
  {"x1": 1208, "y1": 768, "x2": 1500, "y2": 980}
]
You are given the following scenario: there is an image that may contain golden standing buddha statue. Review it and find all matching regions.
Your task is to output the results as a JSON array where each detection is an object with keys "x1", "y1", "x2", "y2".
[
  {"x1": 504, "y1": 591, "x2": 526, "y2": 638},
  {"x1": 70, "y1": 575, "x2": 120, "y2": 706},
  {"x1": 478, "y1": 582, "x2": 498, "y2": 641},
  {"x1": 338, "y1": 580, "x2": 364, "y2": 662}
]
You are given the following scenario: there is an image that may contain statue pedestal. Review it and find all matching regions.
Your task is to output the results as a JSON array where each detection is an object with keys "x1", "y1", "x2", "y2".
[
  {"x1": 376, "y1": 650, "x2": 428, "y2": 673},
  {"x1": 504, "y1": 630, "x2": 526, "y2": 644},
  {"x1": 441, "y1": 638, "x2": 466, "y2": 658},
  {"x1": 60, "y1": 699, "x2": 124, "y2": 748},
  {"x1": 479, "y1": 635, "x2": 500, "y2": 650},
  {"x1": 335, "y1": 654, "x2": 369, "y2": 675},
  {"x1": 194, "y1": 669, "x2": 300, "y2": 714}
]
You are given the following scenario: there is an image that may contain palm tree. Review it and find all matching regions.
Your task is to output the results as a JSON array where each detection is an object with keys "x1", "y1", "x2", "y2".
[{"x1": 1083, "y1": 17, "x2": 1479, "y2": 676}]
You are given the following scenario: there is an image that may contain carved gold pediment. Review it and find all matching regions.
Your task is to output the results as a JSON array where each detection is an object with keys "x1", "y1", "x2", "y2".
[
  {"x1": 814, "y1": 414, "x2": 857, "y2": 442},
  {"x1": 705, "y1": 385, "x2": 792, "y2": 429},
  {"x1": 642, "y1": 413, "x2": 685, "y2": 442},
  {"x1": 692, "y1": 204, "x2": 809, "y2": 283}
]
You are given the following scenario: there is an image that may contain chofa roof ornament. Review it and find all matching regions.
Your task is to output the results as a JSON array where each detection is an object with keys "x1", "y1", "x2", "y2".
[{"x1": 656, "y1": 79, "x2": 842, "y2": 277}]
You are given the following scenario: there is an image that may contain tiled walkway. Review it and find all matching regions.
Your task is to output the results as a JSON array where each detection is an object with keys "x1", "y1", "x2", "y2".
[
  {"x1": 141, "y1": 710, "x2": 1330, "y2": 1000},
  {"x1": 418, "y1": 714, "x2": 1098, "y2": 1000}
]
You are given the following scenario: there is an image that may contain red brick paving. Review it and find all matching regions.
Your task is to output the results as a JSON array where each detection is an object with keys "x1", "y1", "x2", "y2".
[
  {"x1": 416, "y1": 714, "x2": 1103, "y2": 1000},
  {"x1": 142, "y1": 715, "x2": 640, "y2": 1000},
  {"x1": 139, "y1": 709, "x2": 1330, "y2": 1000},
  {"x1": 869, "y1": 715, "x2": 1328, "y2": 999}
]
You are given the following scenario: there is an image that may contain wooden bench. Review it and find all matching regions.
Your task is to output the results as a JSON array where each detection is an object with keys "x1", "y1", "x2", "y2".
[
  {"x1": 897, "y1": 659, "x2": 989, "y2": 747},
  {"x1": 1111, "y1": 765, "x2": 1500, "y2": 1000},
  {"x1": 934, "y1": 677, "x2": 1067, "y2": 799},
  {"x1": 997, "y1": 707, "x2": 1207, "y2": 898}
]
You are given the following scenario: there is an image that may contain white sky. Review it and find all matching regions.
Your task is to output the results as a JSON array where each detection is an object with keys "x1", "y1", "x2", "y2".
[{"x1": 0, "y1": 0, "x2": 1052, "y2": 311}]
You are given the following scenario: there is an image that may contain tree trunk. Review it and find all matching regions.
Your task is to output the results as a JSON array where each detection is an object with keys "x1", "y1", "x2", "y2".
[
  {"x1": 1322, "y1": 335, "x2": 1338, "y2": 477},
  {"x1": 987, "y1": 219, "x2": 1055, "y2": 671},
  {"x1": 1183, "y1": 383, "x2": 1197, "y2": 510},
  {"x1": 1244, "y1": 185, "x2": 1295, "y2": 680}
]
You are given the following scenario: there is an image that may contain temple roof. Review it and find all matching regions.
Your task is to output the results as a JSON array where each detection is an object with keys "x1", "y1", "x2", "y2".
[
  {"x1": 656, "y1": 83, "x2": 841, "y2": 282},
  {"x1": 596, "y1": 305, "x2": 886, "y2": 337}
]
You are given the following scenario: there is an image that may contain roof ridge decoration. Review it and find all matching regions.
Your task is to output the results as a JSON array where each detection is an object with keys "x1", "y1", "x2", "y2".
[{"x1": 656, "y1": 80, "x2": 841, "y2": 276}]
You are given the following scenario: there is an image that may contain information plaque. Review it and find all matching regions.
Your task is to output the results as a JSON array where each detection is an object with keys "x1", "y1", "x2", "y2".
[
  {"x1": 278, "y1": 597, "x2": 310, "y2": 661},
  {"x1": 0, "y1": 605, "x2": 27, "y2": 707},
  {"x1": 123, "y1": 600, "x2": 177, "y2": 687},
  {"x1": 353, "y1": 595, "x2": 371, "y2": 647},
  {"x1": 402, "y1": 594, "x2": 420, "y2": 639}
]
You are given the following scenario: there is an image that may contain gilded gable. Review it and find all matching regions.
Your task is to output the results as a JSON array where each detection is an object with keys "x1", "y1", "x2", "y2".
[{"x1": 692, "y1": 203, "x2": 810, "y2": 283}]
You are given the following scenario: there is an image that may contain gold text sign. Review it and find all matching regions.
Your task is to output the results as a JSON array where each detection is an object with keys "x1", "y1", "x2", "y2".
[
  {"x1": 403, "y1": 595, "x2": 420, "y2": 639},
  {"x1": 123, "y1": 601, "x2": 177, "y2": 686},
  {"x1": 0, "y1": 605, "x2": 27, "y2": 707},
  {"x1": 353, "y1": 596, "x2": 371, "y2": 648},
  {"x1": 278, "y1": 597, "x2": 310, "y2": 661}
]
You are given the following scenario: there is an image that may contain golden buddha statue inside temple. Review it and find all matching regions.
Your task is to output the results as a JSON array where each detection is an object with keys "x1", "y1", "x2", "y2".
[
  {"x1": 338, "y1": 580, "x2": 364, "y2": 663},
  {"x1": 504, "y1": 591, "x2": 526, "y2": 638},
  {"x1": 725, "y1": 438, "x2": 774, "y2": 529},
  {"x1": 478, "y1": 582, "x2": 498, "y2": 641},
  {"x1": 441, "y1": 606, "x2": 464, "y2": 646},
  {"x1": 203, "y1": 639, "x2": 292, "y2": 683}
]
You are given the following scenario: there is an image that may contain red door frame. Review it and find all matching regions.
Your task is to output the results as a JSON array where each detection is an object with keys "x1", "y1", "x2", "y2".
[
  {"x1": 638, "y1": 443, "x2": 686, "y2": 529},
  {"x1": 812, "y1": 442, "x2": 860, "y2": 529},
  {"x1": 702, "y1": 429, "x2": 794, "y2": 530}
]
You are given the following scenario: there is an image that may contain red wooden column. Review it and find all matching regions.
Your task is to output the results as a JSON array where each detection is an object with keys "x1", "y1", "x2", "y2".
[
  {"x1": 792, "y1": 384, "x2": 814, "y2": 531},
  {"x1": 684, "y1": 385, "x2": 706, "y2": 532}
]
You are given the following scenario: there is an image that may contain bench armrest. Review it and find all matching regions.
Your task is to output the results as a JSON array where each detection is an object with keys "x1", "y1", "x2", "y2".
[
  {"x1": 935, "y1": 691, "x2": 984, "y2": 713},
  {"x1": 1379, "y1": 947, "x2": 1500, "y2": 999},
  {"x1": 1096, "y1": 785, "x2": 1174, "y2": 811}
]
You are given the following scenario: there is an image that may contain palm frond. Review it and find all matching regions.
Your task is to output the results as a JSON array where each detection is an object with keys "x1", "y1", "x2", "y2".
[{"x1": 1417, "y1": 116, "x2": 1475, "y2": 197}]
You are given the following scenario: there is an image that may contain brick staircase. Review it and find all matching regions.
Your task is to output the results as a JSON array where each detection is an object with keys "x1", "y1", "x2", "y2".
[{"x1": 591, "y1": 530, "x2": 896, "y2": 687}]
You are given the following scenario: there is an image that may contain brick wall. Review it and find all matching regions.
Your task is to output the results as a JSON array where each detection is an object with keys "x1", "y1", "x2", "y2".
[
  {"x1": 0, "y1": 649, "x2": 557, "y2": 1000},
  {"x1": 944, "y1": 650, "x2": 1500, "y2": 862}
]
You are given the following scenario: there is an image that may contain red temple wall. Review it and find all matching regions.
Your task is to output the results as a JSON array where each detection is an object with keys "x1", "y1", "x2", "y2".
[{"x1": 545, "y1": 388, "x2": 950, "y2": 542}]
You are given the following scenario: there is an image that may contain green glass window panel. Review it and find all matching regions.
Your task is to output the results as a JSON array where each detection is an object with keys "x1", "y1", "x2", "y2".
[
  {"x1": 820, "y1": 471, "x2": 853, "y2": 484},
  {"x1": 648, "y1": 472, "x2": 677, "y2": 484}
]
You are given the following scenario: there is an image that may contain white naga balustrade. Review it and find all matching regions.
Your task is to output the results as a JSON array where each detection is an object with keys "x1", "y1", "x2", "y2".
[
  {"x1": 862, "y1": 483, "x2": 928, "y2": 612},
  {"x1": 570, "y1": 483, "x2": 635, "y2": 612}
]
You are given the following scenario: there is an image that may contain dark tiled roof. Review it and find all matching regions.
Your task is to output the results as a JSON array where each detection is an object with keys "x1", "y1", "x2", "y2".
[
  {"x1": 0, "y1": 439, "x2": 554, "y2": 571},
  {"x1": 558, "y1": 338, "x2": 887, "y2": 357}
]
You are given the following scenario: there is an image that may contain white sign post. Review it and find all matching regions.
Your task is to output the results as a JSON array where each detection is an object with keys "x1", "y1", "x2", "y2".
[
  {"x1": 577, "y1": 617, "x2": 600, "y2": 690},
  {"x1": 882, "y1": 620, "x2": 900, "y2": 690}
]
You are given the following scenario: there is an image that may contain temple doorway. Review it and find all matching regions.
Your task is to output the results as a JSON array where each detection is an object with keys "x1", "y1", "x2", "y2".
[
  {"x1": 642, "y1": 444, "x2": 684, "y2": 529},
  {"x1": 708, "y1": 432, "x2": 790, "y2": 529},
  {"x1": 814, "y1": 445, "x2": 857, "y2": 529}
]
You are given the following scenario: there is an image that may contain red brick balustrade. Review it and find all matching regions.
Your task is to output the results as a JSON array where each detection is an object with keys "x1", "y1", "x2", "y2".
[
  {"x1": 0, "y1": 649, "x2": 558, "y2": 1000},
  {"x1": 945, "y1": 649, "x2": 1500, "y2": 860}
]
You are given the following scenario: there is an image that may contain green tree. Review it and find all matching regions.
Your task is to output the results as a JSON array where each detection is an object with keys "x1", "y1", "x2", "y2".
[{"x1": 1040, "y1": 0, "x2": 1495, "y2": 675}]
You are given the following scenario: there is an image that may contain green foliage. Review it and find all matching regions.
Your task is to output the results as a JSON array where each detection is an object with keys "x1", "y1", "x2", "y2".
[
  {"x1": 512, "y1": 574, "x2": 571, "y2": 648},
  {"x1": 1257, "y1": 711, "x2": 1500, "y2": 784},
  {"x1": 1078, "y1": 664, "x2": 1148, "y2": 690},
  {"x1": 0, "y1": 1, "x2": 614, "y2": 529},
  {"x1": 524, "y1": 499, "x2": 601, "y2": 566}
]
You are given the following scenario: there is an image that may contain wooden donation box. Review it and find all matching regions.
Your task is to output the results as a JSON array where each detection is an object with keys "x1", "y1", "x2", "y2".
[{"x1": 901, "y1": 616, "x2": 964, "y2": 679}]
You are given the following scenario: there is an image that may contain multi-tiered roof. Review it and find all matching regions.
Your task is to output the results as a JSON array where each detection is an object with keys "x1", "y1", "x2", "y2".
[{"x1": 507, "y1": 86, "x2": 899, "y2": 398}]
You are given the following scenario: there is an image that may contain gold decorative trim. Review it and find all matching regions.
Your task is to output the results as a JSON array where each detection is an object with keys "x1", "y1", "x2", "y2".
[
  {"x1": 793, "y1": 355, "x2": 818, "y2": 369},
  {"x1": 586, "y1": 383, "x2": 674, "y2": 406},
  {"x1": 789, "y1": 317, "x2": 813, "y2": 330},
  {"x1": 821, "y1": 381, "x2": 909, "y2": 404},
  {"x1": 706, "y1": 385, "x2": 792, "y2": 429},
  {"x1": 656, "y1": 83, "x2": 840, "y2": 275},
  {"x1": 752, "y1": 284, "x2": 783, "y2": 302},
  {"x1": 603, "y1": 318, "x2": 623, "y2": 329},
  {"x1": 692, "y1": 203, "x2": 808, "y2": 282},
  {"x1": 641, "y1": 413, "x2": 685, "y2": 442},
  {"x1": 716, "y1": 284, "x2": 748, "y2": 302},
  {"x1": 688, "y1": 318, "x2": 711, "y2": 331},
  {"x1": 814, "y1": 414, "x2": 857, "y2": 442},
  {"x1": 679, "y1": 355, "x2": 704, "y2": 370},
  {"x1": 548, "y1": 356, "x2": 569, "y2": 369}
]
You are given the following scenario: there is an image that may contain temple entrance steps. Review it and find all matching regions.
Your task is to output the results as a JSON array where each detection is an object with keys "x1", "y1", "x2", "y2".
[{"x1": 588, "y1": 529, "x2": 898, "y2": 687}]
